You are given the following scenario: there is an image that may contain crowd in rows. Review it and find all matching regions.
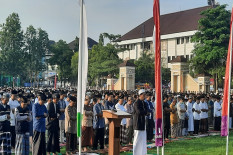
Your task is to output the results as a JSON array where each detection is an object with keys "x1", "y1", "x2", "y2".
[{"x1": 0, "y1": 88, "x2": 233, "y2": 155}]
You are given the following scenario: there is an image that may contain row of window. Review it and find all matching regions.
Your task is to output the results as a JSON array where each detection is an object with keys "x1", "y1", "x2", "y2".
[
  {"x1": 119, "y1": 42, "x2": 151, "y2": 50},
  {"x1": 177, "y1": 36, "x2": 192, "y2": 45},
  {"x1": 167, "y1": 55, "x2": 194, "y2": 62}
]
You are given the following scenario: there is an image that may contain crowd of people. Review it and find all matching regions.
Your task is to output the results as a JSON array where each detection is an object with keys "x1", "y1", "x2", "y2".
[{"x1": 0, "y1": 87, "x2": 233, "y2": 155}]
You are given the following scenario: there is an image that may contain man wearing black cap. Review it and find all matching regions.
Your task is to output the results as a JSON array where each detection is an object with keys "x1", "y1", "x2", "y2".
[
  {"x1": 92, "y1": 94, "x2": 105, "y2": 150},
  {"x1": 214, "y1": 96, "x2": 221, "y2": 131},
  {"x1": 58, "y1": 91, "x2": 66, "y2": 144},
  {"x1": 144, "y1": 92, "x2": 154, "y2": 141},
  {"x1": 0, "y1": 94, "x2": 11, "y2": 154},
  {"x1": 32, "y1": 93, "x2": 48, "y2": 155},
  {"x1": 15, "y1": 96, "x2": 32, "y2": 155},
  {"x1": 8, "y1": 90, "x2": 19, "y2": 150},
  {"x1": 115, "y1": 95, "x2": 127, "y2": 144},
  {"x1": 65, "y1": 96, "x2": 77, "y2": 154},
  {"x1": 46, "y1": 93, "x2": 61, "y2": 154}
]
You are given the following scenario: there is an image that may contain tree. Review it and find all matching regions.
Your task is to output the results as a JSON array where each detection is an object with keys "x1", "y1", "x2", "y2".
[
  {"x1": 134, "y1": 51, "x2": 154, "y2": 85},
  {"x1": 49, "y1": 40, "x2": 73, "y2": 87},
  {"x1": 0, "y1": 13, "x2": 25, "y2": 86},
  {"x1": 190, "y1": 5, "x2": 231, "y2": 90}
]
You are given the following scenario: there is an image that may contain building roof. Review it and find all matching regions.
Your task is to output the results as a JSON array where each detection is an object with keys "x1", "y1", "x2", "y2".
[
  {"x1": 118, "y1": 6, "x2": 210, "y2": 42},
  {"x1": 119, "y1": 60, "x2": 135, "y2": 67},
  {"x1": 68, "y1": 37, "x2": 98, "y2": 51}
]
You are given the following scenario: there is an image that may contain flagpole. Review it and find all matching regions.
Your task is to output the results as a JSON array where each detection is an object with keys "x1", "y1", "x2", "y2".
[
  {"x1": 78, "y1": 0, "x2": 84, "y2": 154},
  {"x1": 157, "y1": 0, "x2": 164, "y2": 154},
  {"x1": 226, "y1": 17, "x2": 233, "y2": 155}
]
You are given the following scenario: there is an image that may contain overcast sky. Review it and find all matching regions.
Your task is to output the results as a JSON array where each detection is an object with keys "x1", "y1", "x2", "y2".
[{"x1": 0, "y1": 0, "x2": 232, "y2": 43}]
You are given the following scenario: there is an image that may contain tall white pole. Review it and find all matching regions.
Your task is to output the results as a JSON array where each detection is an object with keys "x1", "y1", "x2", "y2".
[
  {"x1": 226, "y1": 20, "x2": 233, "y2": 155},
  {"x1": 78, "y1": 0, "x2": 83, "y2": 154}
]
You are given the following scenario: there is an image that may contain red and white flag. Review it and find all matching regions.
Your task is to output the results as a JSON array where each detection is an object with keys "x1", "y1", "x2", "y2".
[
  {"x1": 153, "y1": 0, "x2": 163, "y2": 147},
  {"x1": 221, "y1": 6, "x2": 233, "y2": 137}
]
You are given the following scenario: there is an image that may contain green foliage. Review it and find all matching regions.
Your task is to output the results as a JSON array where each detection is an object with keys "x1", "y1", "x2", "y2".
[
  {"x1": 0, "y1": 13, "x2": 25, "y2": 78},
  {"x1": 88, "y1": 42, "x2": 122, "y2": 86},
  {"x1": 190, "y1": 5, "x2": 231, "y2": 80},
  {"x1": 49, "y1": 40, "x2": 74, "y2": 86},
  {"x1": 24, "y1": 26, "x2": 50, "y2": 85},
  {"x1": 134, "y1": 51, "x2": 154, "y2": 85}
]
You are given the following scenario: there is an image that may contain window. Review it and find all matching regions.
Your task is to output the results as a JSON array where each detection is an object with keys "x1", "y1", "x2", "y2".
[
  {"x1": 141, "y1": 43, "x2": 144, "y2": 49},
  {"x1": 186, "y1": 37, "x2": 189, "y2": 43},
  {"x1": 168, "y1": 56, "x2": 171, "y2": 62},
  {"x1": 132, "y1": 44, "x2": 135, "y2": 50},
  {"x1": 144, "y1": 42, "x2": 151, "y2": 50},
  {"x1": 186, "y1": 55, "x2": 189, "y2": 61},
  {"x1": 181, "y1": 38, "x2": 184, "y2": 44},
  {"x1": 177, "y1": 38, "x2": 180, "y2": 44}
]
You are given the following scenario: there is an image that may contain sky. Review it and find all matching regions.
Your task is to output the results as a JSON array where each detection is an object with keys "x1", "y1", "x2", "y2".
[{"x1": 0, "y1": 0, "x2": 232, "y2": 43}]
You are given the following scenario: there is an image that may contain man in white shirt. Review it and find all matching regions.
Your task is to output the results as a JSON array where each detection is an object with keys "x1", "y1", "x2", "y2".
[
  {"x1": 214, "y1": 96, "x2": 222, "y2": 131},
  {"x1": 115, "y1": 96, "x2": 127, "y2": 144},
  {"x1": 193, "y1": 96, "x2": 201, "y2": 135},
  {"x1": 186, "y1": 96, "x2": 194, "y2": 135},
  {"x1": 8, "y1": 90, "x2": 20, "y2": 149},
  {"x1": 199, "y1": 96, "x2": 208, "y2": 134},
  {"x1": 177, "y1": 97, "x2": 186, "y2": 136}
]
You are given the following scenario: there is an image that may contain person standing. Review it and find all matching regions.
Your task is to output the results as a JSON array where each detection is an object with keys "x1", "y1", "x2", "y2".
[
  {"x1": 124, "y1": 97, "x2": 134, "y2": 144},
  {"x1": 214, "y1": 96, "x2": 222, "y2": 131},
  {"x1": 144, "y1": 92, "x2": 155, "y2": 141},
  {"x1": 230, "y1": 97, "x2": 233, "y2": 129},
  {"x1": 15, "y1": 96, "x2": 32, "y2": 155},
  {"x1": 8, "y1": 90, "x2": 20, "y2": 150},
  {"x1": 104, "y1": 93, "x2": 114, "y2": 145},
  {"x1": 177, "y1": 97, "x2": 186, "y2": 137},
  {"x1": 65, "y1": 96, "x2": 77, "y2": 155},
  {"x1": 199, "y1": 96, "x2": 209, "y2": 134},
  {"x1": 0, "y1": 94, "x2": 11, "y2": 155},
  {"x1": 115, "y1": 96, "x2": 127, "y2": 144},
  {"x1": 82, "y1": 99, "x2": 93, "y2": 152},
  {"x1": 46, "y1": 94, "x2": 61, "y2": 155},
  {"x1": 170, "y1": 98, "x2": 179, "y2": 138},
  {"x1": 92, "y1": 95, "x2": 105, "y2": 150},
  {"x1": 163, "y1": 95, "x2": 172, "y2": 140},
  {"x1": 133, "y1": 89, "x2": 148, "y2": 155},
  {"x1": 193, "y1": 97, "x2": 201, "y2": 135},
  {"x1": 32, "y1": 93, "x2": 48, "y2": 155},
  {"x1": 186, "y1": 97, "x2": 194, "y2": 135},
  {"x1": 58, "y1": 91, "x2": 66, "y2": 144}
]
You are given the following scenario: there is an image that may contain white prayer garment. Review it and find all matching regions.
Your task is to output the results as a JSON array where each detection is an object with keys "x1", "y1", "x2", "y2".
[
  {"x1": 133, "y1": 130, "x2": 147, "y2": 155},
  {"x1": 186, "y1": 101, "x2": 194, "y2": 131}
]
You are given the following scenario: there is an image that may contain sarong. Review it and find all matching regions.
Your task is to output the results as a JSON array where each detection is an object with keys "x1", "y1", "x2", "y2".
[
  {"x1": 66, "y1": 133, "x2": 77, "y2": 153},
  {"x1": 120, "y1": 125, "x2": 127, "y2": 144},
  {"x1": 32, "y1": 131, "x2": 46, "y2": 155},
  {"x1": 15, "y1": 133, "x2": 30, "y2": 155},
  {"x1": 81, "y1": 126, "x2": 93, "y2": 147},
  {"x1": 0, "y1": 132, "x2": 11, "y2": 155}
]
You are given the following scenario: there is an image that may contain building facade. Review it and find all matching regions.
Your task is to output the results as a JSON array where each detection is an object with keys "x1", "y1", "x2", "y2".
[{"x1": 116, "y1": 6, "x2": 210, "y2": 68}]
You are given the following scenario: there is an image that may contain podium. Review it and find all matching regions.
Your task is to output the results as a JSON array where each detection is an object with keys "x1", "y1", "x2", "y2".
[{"x1": 102, "y1": 110, "x2": 131, "y2": 155}]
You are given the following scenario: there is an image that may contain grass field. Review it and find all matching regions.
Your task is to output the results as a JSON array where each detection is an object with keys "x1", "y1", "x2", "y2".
[
  {"x1": 121, "y1": 132, "x2": 233, "y2": 155},
  {"x1": 34, "y1": 132, "x2": 233, "y2": 155}
]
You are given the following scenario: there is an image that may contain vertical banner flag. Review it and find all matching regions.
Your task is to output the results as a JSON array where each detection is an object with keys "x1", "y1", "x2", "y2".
[
  {"x1": 54, "y1": 74, "x2": 57, "y2": 89},
  {"x1": 221, "y1": 6, "x2": 233, "y2": 137},
  {"x1": 77, "y1": 0, "x2": 88, "y2": 137},
  {"x1": 153, "y1": 0, "x2": 163, "y2": 146}
]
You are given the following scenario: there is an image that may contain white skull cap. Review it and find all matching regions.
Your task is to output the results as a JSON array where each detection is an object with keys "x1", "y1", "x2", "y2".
[{"x1": 138, "y1": 89, "x2": 145, "y2": 95}]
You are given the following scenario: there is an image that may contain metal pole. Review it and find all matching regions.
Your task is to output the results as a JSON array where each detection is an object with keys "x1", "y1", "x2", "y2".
[
  {"x1": 226, "y1": 20, "x2": 233, "y2": 155},
  {"x1": 78, "y1": 0, "x2": 84, "y2": 154}
]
